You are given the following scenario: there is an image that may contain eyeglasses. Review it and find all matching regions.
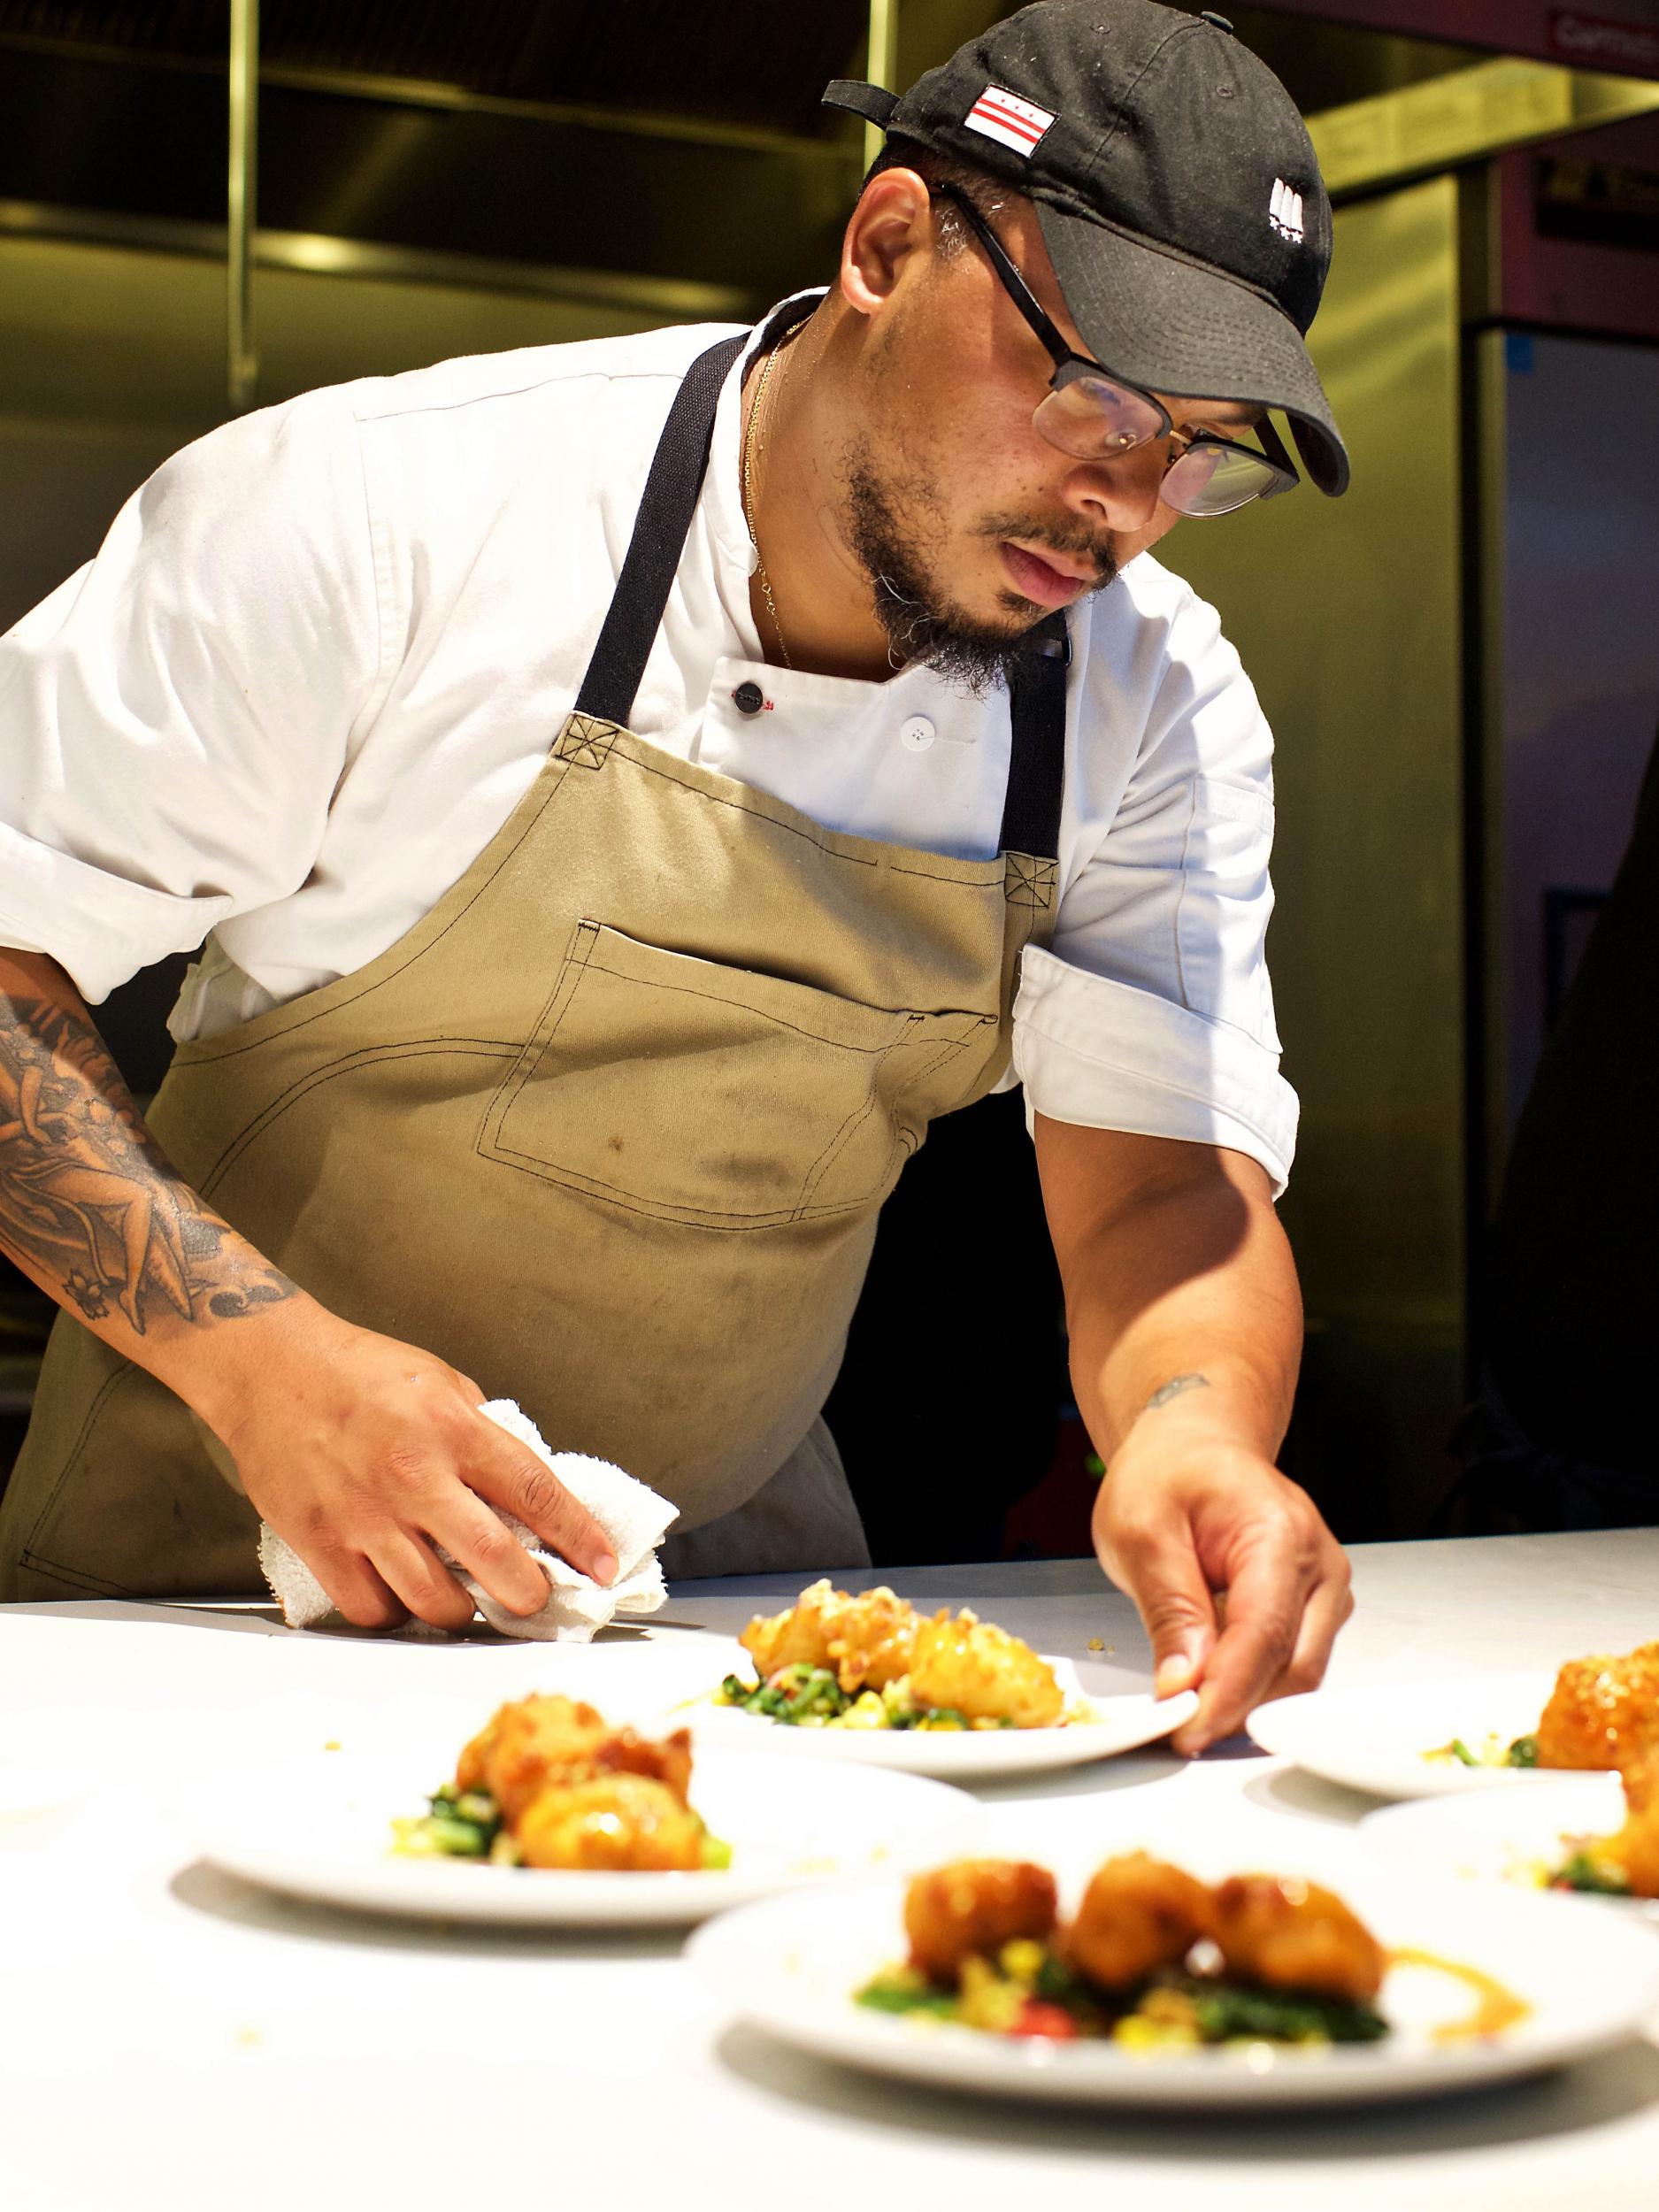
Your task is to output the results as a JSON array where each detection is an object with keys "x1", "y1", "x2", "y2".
[{"x1": 933, "y1": 186, "x2": 1299, "y2": 519}]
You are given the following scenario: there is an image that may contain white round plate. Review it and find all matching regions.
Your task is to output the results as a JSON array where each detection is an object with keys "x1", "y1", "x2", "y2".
[
  {"x1": 681, "y1": 1646, "x2": 1195, "y2": 1779},
  {"x1": 1359, "y1": 1777, "x2": 1659, "y2": 1920},
  {"x1": 689, "y1": 1839, "x2": 1659, "y2": 2109},
  {"x1": 1247, "y1": 1672, "x2": 1567, "y2": 1800},
  {"x1": 196, "y1": 1747, "x2": 979, "y2": 1927}
]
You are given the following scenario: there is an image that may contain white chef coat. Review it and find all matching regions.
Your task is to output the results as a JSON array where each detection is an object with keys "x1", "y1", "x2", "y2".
[{"x1": 0, "y1": 299, "x2": 1298, "y2": 1189}]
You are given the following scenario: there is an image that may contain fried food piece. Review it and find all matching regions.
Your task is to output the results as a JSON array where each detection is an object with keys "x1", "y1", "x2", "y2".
[
  {"x1": 906, "y1": 1609, "x2": 1064, "y2": 1728},
  {"x1": 1208, "y1": 1874, "x2": 1386, "y2": 2004},
  {"x1": 739, "y1": 1578, "x2": 841, "y2": 1679},
  {"x1": 456, "y1": 1694, "x2": 607, "y2": 1822},
  {"x1": 904, "y1": 1859, "x2": 1058, "y2": 1984},
  {"x1": 593, "y1": 1725, "x2": 693, "y2": 1806},
  {"x1": 1536, "y1": 1647, "x2": 1659, "y2": 1772},
  {"x1": 739, "y1": 1578, "x2": 918, "y2": 1694},
  {"x1": 1063, "y1": 1852, "x2": 1213, "y2": 1991},
  {"x1": 1602, "y1": 1760, "x2": 1659, "y2": 1899},
  {"x1": 456, "y1": 1694, "x2": 692, "y2": 1823},
  {"x1": 515, "y1": 1774, "x2": 706, "y2": 1871},
  {"x1": 825, "y1": 1585, "x2": 921, "y2": 1693}
]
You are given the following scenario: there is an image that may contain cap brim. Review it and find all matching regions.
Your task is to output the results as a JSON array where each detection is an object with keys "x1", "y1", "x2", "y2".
[{"x1": 1034, "y1": 198, "x2": 1349, "y2": 497}]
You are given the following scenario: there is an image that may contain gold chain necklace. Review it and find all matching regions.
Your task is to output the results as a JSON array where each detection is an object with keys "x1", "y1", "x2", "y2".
[{"x1": 741, "y1": 339, "x2": 794, "y2": 671}]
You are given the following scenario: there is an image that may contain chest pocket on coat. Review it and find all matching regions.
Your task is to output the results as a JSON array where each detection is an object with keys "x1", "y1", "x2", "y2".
[{"x1": 477, "y1": 920, "x2": 996, "y2": 1228}]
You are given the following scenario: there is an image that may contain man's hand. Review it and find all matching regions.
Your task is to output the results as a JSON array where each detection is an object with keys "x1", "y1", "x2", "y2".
[
  {"x1": 1092, "y1": 1407, "x2": 1351, "y2": 1756},
  {"x1": 205, "y1": 1305, "x2": 618, "y2": 1632}
]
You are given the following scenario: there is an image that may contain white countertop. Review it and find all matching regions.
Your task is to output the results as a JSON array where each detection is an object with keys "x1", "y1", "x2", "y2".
[{"x1": 4, "y1": 1530, "x2": 1656, "y2": 2211}]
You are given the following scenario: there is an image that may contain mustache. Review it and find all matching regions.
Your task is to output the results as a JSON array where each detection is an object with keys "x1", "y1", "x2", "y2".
[{"x1": 979, "y1": 513, "x2": 1118, "y2": 588}]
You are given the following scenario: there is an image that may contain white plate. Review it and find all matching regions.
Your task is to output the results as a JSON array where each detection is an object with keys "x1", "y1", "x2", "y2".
[
  {"x1": 197, "y1": 1747, "x2": 979, "y2": 1927},
  {"x1": 689, "y1": 1833, "x2": 1659, "y2": 2108},
  {"x1": 1359, "y1": 1777, "x2": 1659, "y2": 1920},
  {"x1": 1247, "y1": 1672, "x2": 1567, "y2": 1800},
  {"x1": 681, "y1": 1645, "x2": 1195, "y2": 1779}
]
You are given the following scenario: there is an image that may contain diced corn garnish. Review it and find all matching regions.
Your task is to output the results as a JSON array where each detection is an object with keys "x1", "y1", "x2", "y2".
[
  {"x1": 841, "y1": 1692, "x2": 889, "y2": 1730},
  {"x1": 957, "y1": 1955, "x2": 1024, "y2": 2033},
  {"x1": 997, "y1": 1939, "x2": 1046, "y2": 1985},
  {"x1": 1113, "y1": 2013, "x2": 1202, "y2": 2050}
]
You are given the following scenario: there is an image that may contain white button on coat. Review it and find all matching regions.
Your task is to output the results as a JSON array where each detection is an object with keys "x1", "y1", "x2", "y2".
[{"x1": 900, "y1": 714, "x2": 936, "y2": 752}]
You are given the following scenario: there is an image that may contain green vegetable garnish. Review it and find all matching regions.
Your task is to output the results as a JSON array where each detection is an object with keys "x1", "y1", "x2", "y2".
[
  {"x1": 1548, "y1": 1850, "x2": 1631, "y2": 1896},
  {"x1": 1506, "y1": 1735, "x2": 1540, "y2": 1768},
  {"x1": 390, "y1": 1782, "x2": 507, "y2": 1860},
  {"x1": 1185, "y1": 1976, "x2": 1389, "y2": 2045},
  {"x1": 856, "y1": 1968, "x2": 958, "y2": 2018}
]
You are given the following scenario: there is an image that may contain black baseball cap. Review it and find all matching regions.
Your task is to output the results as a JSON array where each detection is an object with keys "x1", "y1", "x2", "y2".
[{"x1": 825, "y1": 0, "x2": 1348, "y2": 495}]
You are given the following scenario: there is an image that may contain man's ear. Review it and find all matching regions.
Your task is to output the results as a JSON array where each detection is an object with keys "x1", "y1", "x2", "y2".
[{"x1": 840, "y1": 167, "x2": 935, "y2": 319}]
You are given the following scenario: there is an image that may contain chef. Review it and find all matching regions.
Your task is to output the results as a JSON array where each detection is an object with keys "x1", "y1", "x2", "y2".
[{"x1": 0, "y1": 1, "x2": 1350, "y2": 1751}]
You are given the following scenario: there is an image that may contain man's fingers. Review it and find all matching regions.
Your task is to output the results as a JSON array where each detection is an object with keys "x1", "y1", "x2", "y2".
[
  {"x1": 1102, "y1": 1509, "x2": 1219, "y2": 1700},
  {"x1": 303, "y1": 1547, "x2": 409, "y2": 1632},
  {"x1": 430, "y1": 1493, "x2": 552, "y2": 1618},
  {"x1": 1171, "y1": 1535, "x2": 1316, "y2": 1753},
  {"x1": 467, "y1": 1425, "x2": 617, "y2": 1586},
  {"x1": 373, "y1": 1529, "x2": 479, "y2": 1632},
  {"x1": 1276, "y1": 1565, "x2": 1355, "y2": 1701}
]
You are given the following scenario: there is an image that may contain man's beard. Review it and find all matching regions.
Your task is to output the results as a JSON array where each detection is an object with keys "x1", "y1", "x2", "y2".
[{"x1": 842, "y1": 438, "x2": 1118, "y2": 696}]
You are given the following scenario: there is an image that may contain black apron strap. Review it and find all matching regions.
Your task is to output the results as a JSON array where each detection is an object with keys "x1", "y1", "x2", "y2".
[
  {"x1": 998, "y1": 611, "x2": 1071, "y2": 863},
  {"x1": 573, "y1": 332, "x2": 748, "y2": 728}
]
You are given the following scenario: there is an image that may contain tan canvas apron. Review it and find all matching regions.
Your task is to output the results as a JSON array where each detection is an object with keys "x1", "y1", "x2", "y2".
[{"x1": 0, "y1": 322, "x2": 1069, "y2": 1601}]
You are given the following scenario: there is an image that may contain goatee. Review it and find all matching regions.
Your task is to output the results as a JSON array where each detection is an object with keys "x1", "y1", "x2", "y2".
[{"x1": 842, "y1": 441, "x2": 1116, "y2": 697}]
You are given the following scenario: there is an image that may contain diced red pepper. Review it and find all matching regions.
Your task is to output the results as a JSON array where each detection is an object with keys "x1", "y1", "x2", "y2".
[{"x1": 1010, "y1": 2000, "x2": 1079, "y2": 2040}]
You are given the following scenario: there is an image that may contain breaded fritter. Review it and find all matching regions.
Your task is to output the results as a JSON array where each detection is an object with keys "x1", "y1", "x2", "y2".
[
  {"x1": 1064, "y1": 1852, "x2": 1213, "y2": 1991},
  {"x1": 826, "y1": 1585, "x2": 921, "y2": 1693},
  {"x1": 456, "y1": 1694, "x2": 607, "y2": 1822},
  {"x1": 1536, "y1": 1647, "x2": 1659, "y2": 1772},
  {"x1": 904, "y1": 1858, "x2": 1058, "y2": 1984},
  {"x1": 456, "y1": 1694, "x2": 691, "y2": 1823},
  {"x1": 739, "y1": 1578, "x2": 919, "y2": 1694},
  {"x1": 1603, "y1": 1759, "x2": 1659, "y2": 1899},
  {"x1": 739, "y1": 1575, "x2": 925, "y2": 1690},
  {"x1": 1208, "y1": 1874, "x2": 1385, "y2": 2004},
  {"x1": 515, "y1": 1774, "x2": 705, "y2": 1871},
  {"x1": 739, "y1": 1578, "x2": 841, "y2": 1679},
  {"x1": 906, "y1": 1609, "x2": 1064, "y2": 1728}
]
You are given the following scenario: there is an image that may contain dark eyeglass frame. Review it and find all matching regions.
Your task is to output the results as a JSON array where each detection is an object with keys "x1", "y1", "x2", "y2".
[{"x1": 932, "y1": 184, "x2": 1300, "y2": 516}]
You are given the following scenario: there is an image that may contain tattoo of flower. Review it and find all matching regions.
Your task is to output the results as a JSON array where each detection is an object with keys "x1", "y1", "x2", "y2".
[{"x1": 64, "y1": 1269, "x2": 111, "y2": 1320}]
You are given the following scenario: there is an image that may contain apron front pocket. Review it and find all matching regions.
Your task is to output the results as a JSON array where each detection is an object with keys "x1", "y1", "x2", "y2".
[{"x1": 478, "y1": 920, "x2": 995, "y2": 1227}]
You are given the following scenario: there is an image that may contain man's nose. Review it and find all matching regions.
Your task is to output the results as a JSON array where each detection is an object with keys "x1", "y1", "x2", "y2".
[{"x1": 1061, "y1": 442, "x2": 1167, "y2": 533}]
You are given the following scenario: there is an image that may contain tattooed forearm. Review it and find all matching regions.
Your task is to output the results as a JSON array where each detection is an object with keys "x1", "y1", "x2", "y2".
[
  {"x1": 1144, "y1": 1372, "x2": 1210, "y2": 1413},
  {"x1": 0, "y1": 987, "x2": 296, "y2": 1337}
]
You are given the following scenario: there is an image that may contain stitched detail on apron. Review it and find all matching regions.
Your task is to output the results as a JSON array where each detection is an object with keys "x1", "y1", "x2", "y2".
[
  {"x1": 1004, "y1": 852, "x2": 1059, "y2": 910},
  {"x1": 476, "y1": 920, "x2": 989, "y2": 1229},
  {"x1": 192, "y1": 1041, "x2": 520, "y2": 1200},
  {"x1": 608, "y1": 747, "x2": 882, "y2": 871},
  {"x1": 795, "y1": 1027, "x2": 977, "y2": 1215},
  {"x1": 794, "y1": 1023, "x2": 912, "y2": 1215},
  {"x1": 18, "y1": 1547, "x2": 150, "y2": 1599},
  {"x1": 557, "y1": 715, "x2": 619, "y2": 770}
]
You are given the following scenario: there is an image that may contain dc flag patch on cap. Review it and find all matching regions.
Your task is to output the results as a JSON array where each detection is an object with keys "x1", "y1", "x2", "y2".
[{"x1": 964, "y1": 83, "x2": 1056, "y2": 159}]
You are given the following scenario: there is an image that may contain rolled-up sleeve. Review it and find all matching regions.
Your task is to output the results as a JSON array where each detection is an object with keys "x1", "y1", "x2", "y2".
[
  {"x1": 1010, "y1": 565, "x2": 1299, "y2": 1196},
  {"x1": 0, "y1": 388, "x2": 380, "y2": 1003}
]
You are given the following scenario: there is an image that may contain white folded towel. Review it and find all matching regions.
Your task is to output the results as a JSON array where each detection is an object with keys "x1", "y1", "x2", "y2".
[{"x1": 258, "y1": 1398, "x2": 679, "y2": 1640}]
